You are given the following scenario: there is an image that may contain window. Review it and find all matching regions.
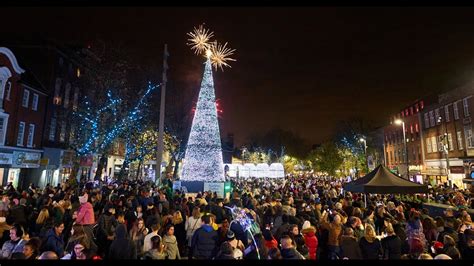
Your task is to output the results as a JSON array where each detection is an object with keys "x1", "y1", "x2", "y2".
[
  {"x1": 73, "y1": 87, "x2": 79, "y2": 111},
  {"x1": 418, "y1": 145, "x2": 422, "y2": 161},
  {"x1": 76, "y1": 68, "x2": 81, "y2": 78},
  {"x1": 17, "y1": 122, "x2": 25, "y2": 146},
  {"x1": 49, "y1": 118, "x2": 56, "y2": 141},
  {"x1": 454, "y1": 101, "x2": 460, "y2": 120},
  {"x1": 435, "y1": 109, "x2": 440, "y2": 124},
  {"x1": 448, "y1": 133, "x2": 453, "y2": 151},
  {"x1": 60, "y1": 123, "x2": 66, "y2": 143},
  {"x1": 426, "y1": 138, "x2": 432, "y2": 153},
  {"x1": 69, "y1": 126, "x2": 75, "y2": 143},
  {"x1": 431, "y1": 136, "x2": 437, "y2": 152},
  {"x1": 32, "y1": 94, "x2": 39, "y2": 111},
  {"x1": 5, "y1": 81, "x2": 11, "y2": 101},
  {"x1": 410, "y1": 107, "x2": 414, "y2": 116},
  {"x1": 415, "y1": 123, "x2": 419, "y2": 133},
  {"x1": 64, "y1": 83, "x2": 71, "y2": 108},
  {"x1": 22, "y1": 89, "x2": 29, "y2": 108},
  {"x1": 457, "y1": 131, "x2": 464, "y2": 150},
  {"x1": 463, "y1": 97, "x2": 470, "y2": 117},
  {"x1": 445, "y1": 105, "x2": 450, "y2": 122},
  {"x1": 0, "y1": 118, "x2": 4, "y2": 145},
  {"x1": 415, "y1": 104, "x2": 419, "y2": 112},
  {"x1": 424, "y1": 113, "x2": 429, "y2": 129},
  {"x1": 466, "y1": 128, "x2": 474, "y2": 148},
  {"x1": 420, "y1": 101, "x2": 424, "y2": 109},
  {"x1": 54, "y1": 78, "x2": 62, "y2": 105},
  {"x1": 438, "y1": 135, "x2": 444, "y2": 152},
  {"x1": 429, "y1": 111, "x2": 435, "y2": 127},
  {"x1": 27, "y1": 124, "x2": 35, "y2": 148}
]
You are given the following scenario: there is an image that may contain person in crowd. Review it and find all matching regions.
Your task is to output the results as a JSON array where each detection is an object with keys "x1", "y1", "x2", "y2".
[
  {"x1": 163, "y1": 224, "x2": 180, "y2": 259},
  {"x1": 359, "y1": 224, "x2": 382, "y2": 259},
  {"x1": 23, "y1": 239, "x2": 39, "y2": 260},
  {"x1": 280, "y1": 234, "x2": 305, "y2": 259},
  {"x1": 381, "y1": 222, "x2": 401, "y2": 259},
  {"x1": 267, "y1": 247, "x2": 282, "y2": 259},
  {"x1": 42, "y1": 221, "x2": 65, "y2": 258},
  {"x1": 142, "y1": 235, "x2": 166, "y2": 260},
  {"x1": 301, "y1": 220, "x2": 318, "y2": 260},
  {"x1": 191, "y1": 214, "x2": 218, "y2": 259},
  {"x1": 129, "y1": 218, "x2": 148, "y2": 257},
  {"x1": 1, "y1": 224, "x2": 26, "y2": 259},
  {"x1": 340, "y1": 227, "x2": 362, "y2": 259},
  {"x1": 320, "y1": 210, "x2": 343, "y2": 259},
  {"x1": 143, "y1": 223, "x2": 160, "y2": 254},
  {"x1": 108, "y1": 223, "x2": 137, "y2": 259},
  {"x1": 214, "y1": 241, "x2": 236, "y2": 260},
  {"x1": 288, "y1": 224, "x2": 309, "y2": 258}
]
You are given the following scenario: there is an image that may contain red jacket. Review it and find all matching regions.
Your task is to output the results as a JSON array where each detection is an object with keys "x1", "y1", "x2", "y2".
[
  {"x1": 302, "y1": 227, "x2": 318, "y2": 260},
  {"x1": 264, "y1": 238, "x2": 278, "y2": 250}
]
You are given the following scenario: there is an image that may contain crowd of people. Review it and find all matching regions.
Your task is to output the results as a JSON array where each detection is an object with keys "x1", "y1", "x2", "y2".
[{"x1": 0, "y1": 173, "x2": 471, "y2": 260}]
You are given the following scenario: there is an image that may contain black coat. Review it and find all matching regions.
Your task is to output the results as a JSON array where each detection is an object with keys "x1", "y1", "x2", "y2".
[
  {"x1": 381, "y1": 235, "x2": 401, "y2": 260},
  {"x1": 281, "y1": 248, "x2": 305, "y2": 259},
  {"x1": 359, "y1": 237, "x2": 382, "y2": 260},
  {"x1": 340, "y1": 235, "x2": 362, "y2": 259},
  {"x1": 191, "y1": 225, "x2": 219, "y2": 259},
  {"x1": 108, "y1": 224, "x2": 137, "y2": 259}
]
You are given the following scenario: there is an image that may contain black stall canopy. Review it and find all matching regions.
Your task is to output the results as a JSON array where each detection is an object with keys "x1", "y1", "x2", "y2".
[{"x1": 344, "y1": 164, "x2": 429, "y2": 194}]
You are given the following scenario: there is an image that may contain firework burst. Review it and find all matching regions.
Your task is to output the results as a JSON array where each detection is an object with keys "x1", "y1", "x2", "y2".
[
  {"x1": 187, "y1": 24, "x2": 214, "y2": 55},
  {"x1": 209, "y1": 41, "x2": 236, "y2": 71}
]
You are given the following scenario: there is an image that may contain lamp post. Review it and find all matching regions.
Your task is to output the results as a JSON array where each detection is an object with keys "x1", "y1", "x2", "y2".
[
  {"x1": 438, "y1": 116, "x2": 452, "y2": 188},
  {"x1": 359, "y1": 137, "x2": 368, "y2": 173},
  {"x1": 395, "y1": 119, "x2": 409, "y2": 179}
]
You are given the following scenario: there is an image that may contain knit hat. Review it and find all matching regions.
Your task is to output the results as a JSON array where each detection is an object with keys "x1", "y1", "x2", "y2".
[{"x1": 302, "y1": 220, "x2": 311, "y2": 230}]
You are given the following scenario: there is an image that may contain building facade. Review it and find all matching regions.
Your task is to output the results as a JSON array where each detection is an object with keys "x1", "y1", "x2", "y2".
[
  {"x1": 421, "y1": 83, "x2": 474, "y2": 188},
  {"x1": 0, "y1": 47, "x2": 47, "y2": 189}
]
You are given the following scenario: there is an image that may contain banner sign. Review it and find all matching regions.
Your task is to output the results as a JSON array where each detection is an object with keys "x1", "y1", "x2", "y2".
[
  {"x1": 203, "y1": 182, "x2": 225, "y2": 198},
  {"x1": 12, "y1": 151, "x2": 40, "y2": 168}
]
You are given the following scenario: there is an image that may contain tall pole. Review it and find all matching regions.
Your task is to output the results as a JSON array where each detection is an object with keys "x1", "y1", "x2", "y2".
[
  {"x1": 402, "y1": 121, "x2": 409, "y2": 179},
  {"x1": 156, "y1": 44, "x2": 169, "y2": 185},
  {"x1": 440, "y1": 116, "x2": 452, "y2": 188}
]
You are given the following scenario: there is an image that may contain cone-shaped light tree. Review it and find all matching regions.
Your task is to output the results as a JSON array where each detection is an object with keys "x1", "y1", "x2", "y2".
[{"x1": 180, "y1": 56, "x2": 225, "y2": 182}]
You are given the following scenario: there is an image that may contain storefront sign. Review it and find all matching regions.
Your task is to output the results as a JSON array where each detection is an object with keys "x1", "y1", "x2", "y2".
[
  {"x1": 421, "y1": 168, "x2": 447, "y2": 175},
  {"x1": 450, "y1": 166, "x2": 465, "y2": 174},
  {"x1": 40, "y1": 158, "x2": 49, "y2": 166},
  {"x1": 12, "y1": 151, "x2": 40, "y2": 168},
  {"x1": 0, "y1": 153, "x2": 12, "y2": 165},
  {"x1": 203, "y1": 182, "x2": 225, "y2": 198}
]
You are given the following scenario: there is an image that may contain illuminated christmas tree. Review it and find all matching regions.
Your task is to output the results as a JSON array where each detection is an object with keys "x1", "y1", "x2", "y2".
[{"x1": 180, "y1": 56, "x2": 225, "y2": 182}]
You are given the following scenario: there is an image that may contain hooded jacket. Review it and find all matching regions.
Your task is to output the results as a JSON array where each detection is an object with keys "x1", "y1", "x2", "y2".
[
  {"x1": 163, "y1": 235, "x2": 181, "y2": 259},
  {"x1": 191, "y1": 224, "x2": 218, "y2": 259},
  {"x1": 381, "y1": 235, "x2": 401, "y2": 259},
  {"x1": 302, "y1": 226, "x2": 318, "y2": 260},
  {"x1": 43, "y1": 228, "x2": 65, "y2": 257},
  {"x1": 108, "y1": 224, "x2": 137, "y2": 259}
]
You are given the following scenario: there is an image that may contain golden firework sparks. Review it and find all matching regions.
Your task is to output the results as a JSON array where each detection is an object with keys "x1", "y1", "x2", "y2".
[
  {"x1": 209, "y1": 41, "x2": 236, "y2": 71},
  {"x1": 187, "y1": 24, "x2": 214, "y2": 55}
]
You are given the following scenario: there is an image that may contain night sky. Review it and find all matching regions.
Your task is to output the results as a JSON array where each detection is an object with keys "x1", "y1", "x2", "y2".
[{"x1": 5, "y1": 7, "x2": 474, "y2": 146}]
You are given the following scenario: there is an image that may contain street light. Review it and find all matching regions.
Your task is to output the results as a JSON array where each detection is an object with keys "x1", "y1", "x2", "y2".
[
  {"x1": 394, "y1": 119, "x2": 409, "y2": 179},
  {"x1": 359, "y1": 137, "x2": 368, "y2": 173}
]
